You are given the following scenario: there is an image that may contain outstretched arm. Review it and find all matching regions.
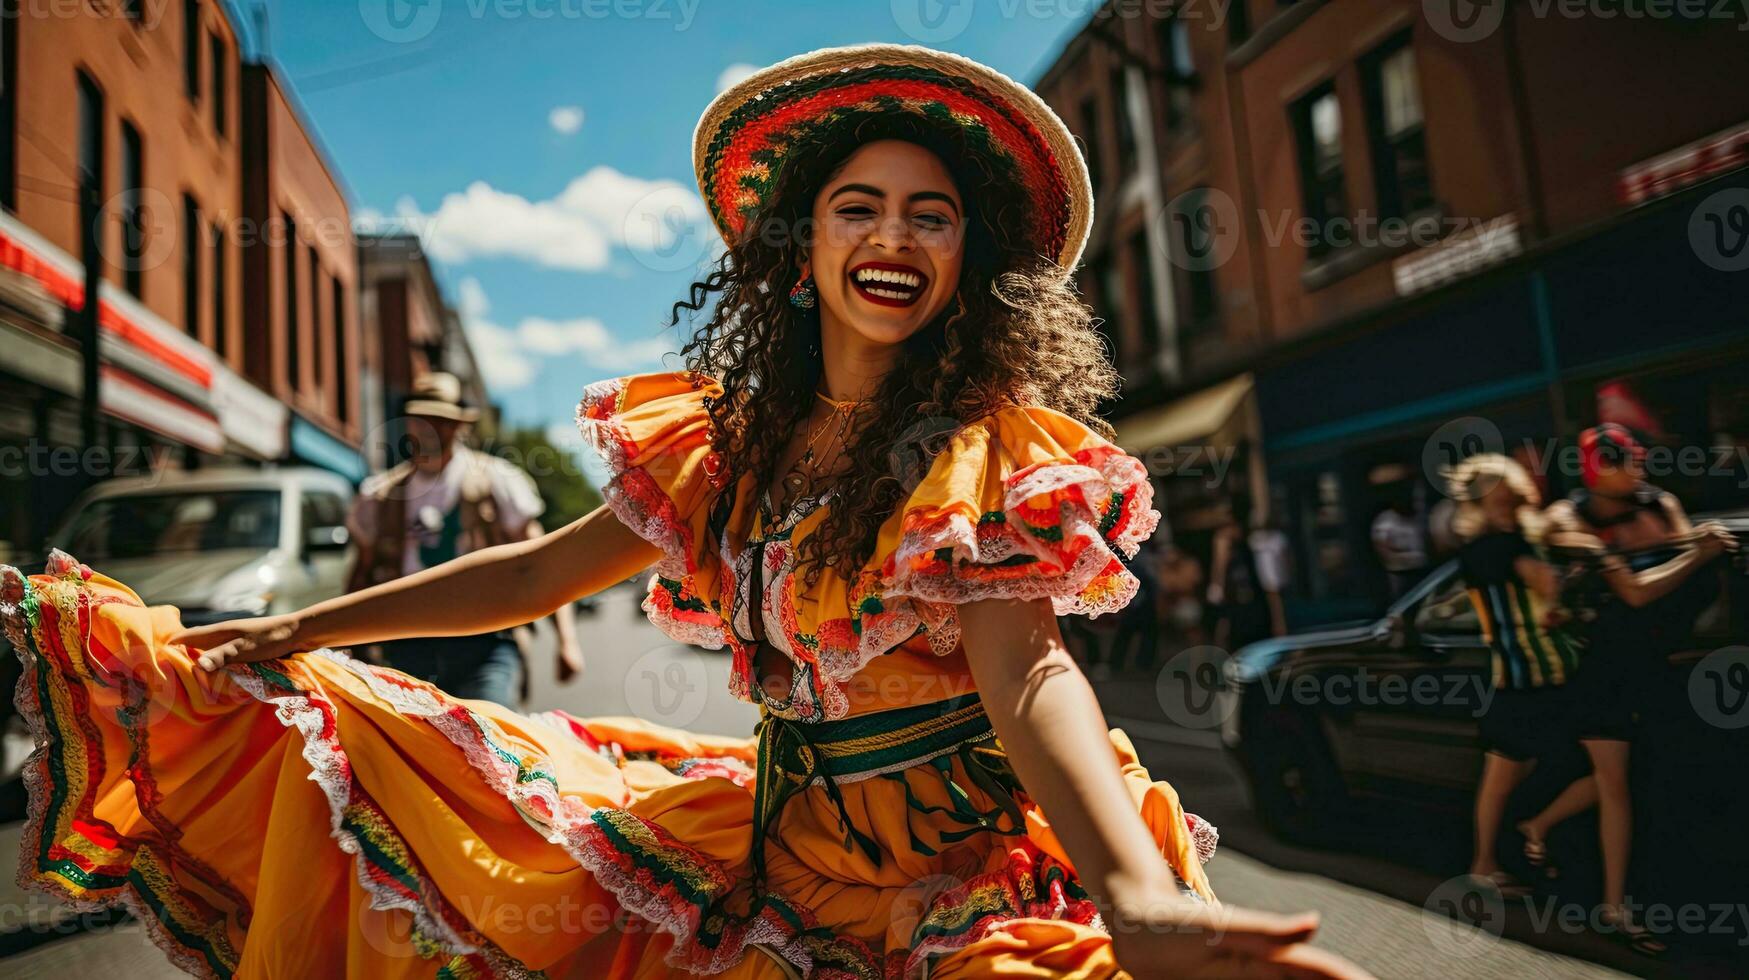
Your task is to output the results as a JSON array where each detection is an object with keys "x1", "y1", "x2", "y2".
[
  {"x1": 177, "y1": 505, "x2": 659, "y2": 670},
  {"x1": 959, "y1": 597, "x2": 1369, "y2": 979}
]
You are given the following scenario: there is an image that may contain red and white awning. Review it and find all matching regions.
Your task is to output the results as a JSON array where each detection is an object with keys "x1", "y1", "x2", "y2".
[{"x1": 0, "y1": 209, "x2": 283, "y2": 458}]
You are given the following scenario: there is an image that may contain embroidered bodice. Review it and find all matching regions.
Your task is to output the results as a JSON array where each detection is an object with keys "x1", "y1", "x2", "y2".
[{"x1": 577, "y1": 370, "x2": 1160, "y2": 723}]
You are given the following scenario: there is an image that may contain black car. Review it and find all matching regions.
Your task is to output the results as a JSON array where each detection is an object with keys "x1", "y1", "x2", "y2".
[{"x1": 1222, "y1": 511, "x2": 1749, "y2": 846}]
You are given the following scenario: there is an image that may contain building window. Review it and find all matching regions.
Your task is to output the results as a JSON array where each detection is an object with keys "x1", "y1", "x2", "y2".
[
  {"x1": 76, "y1": 71, "x2": 104, "y2": 275},
  {"x1": 120, "y1": 120, "x2": 144, "y2": 298},
  {"x1": 1156, "y1": 17, "x2": 1195, "y2": 132},
  {"x1": 1129, "y1": 230, "x2": 1162, "y2": 365},
  {"x1": 1173, "y1": 188, "x2": 1221, "y2": 331},
  {"x1": 1, "y1": 0, "x2": 17, "y2": 212},
  {"x1": 308, "y1": 245, "x2": 323, "y2": 403},
  {"x1": 182, "y1": 194, "x2": 200, "y2": 338},
  {"x1": 1363, "y1": 38, "x2": 1433, "y2": 221},
  {"x1": 1229, "y1": 0, "x2": 1251, "y2": 44},
  {"x1": 184, "y1": 0, "x2": 201, "y2": 100},
  {"x1": 283, "y1": 212, "x2": 299, "y2": 392},
  {"x1": 332, "y1": 276, "x2": 349, "y2": 423},
  {"x1": 209, "y1": 31, "x2": 228, "y2": 136},
  {"x1": 1078, "y1": 95, "x2": 1102, "y2": 195},
  {"x1": 1110, "y1": 67, "x2": 1137, "y2": 178},
  {"x1": 211, "y1": 221, "x2": 227, "y2": 358},
  {"x1": 1291, "y1": 83, "x2": 1346, "y2": 258}
]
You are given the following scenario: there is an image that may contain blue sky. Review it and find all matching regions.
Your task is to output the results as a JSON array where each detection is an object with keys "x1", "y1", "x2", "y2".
[{"x1": 255, "y1": 0, "x2": 1094, "y2": 448}]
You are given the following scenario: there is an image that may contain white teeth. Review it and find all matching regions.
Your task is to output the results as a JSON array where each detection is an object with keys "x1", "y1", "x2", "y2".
[
  {"x1": 853, "y1": 267, "x2": 922, "y2": 288},
  {"x1": 862, "y1": 286, "x2": 914, "y2": 301}
]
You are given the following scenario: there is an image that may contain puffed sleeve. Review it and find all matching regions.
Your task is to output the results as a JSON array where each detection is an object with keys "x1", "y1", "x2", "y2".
[
  {"x1": 873, "y1": 403, "x2": 1160, "y2": 621},
  {"x1": 576, "y1": 370, "x2": 729, "y2": 649}
]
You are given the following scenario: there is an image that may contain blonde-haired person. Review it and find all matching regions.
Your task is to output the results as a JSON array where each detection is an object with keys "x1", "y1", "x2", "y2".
[{"x1": 1447, "y1": 454, "x2": 1581, "y2": 897}]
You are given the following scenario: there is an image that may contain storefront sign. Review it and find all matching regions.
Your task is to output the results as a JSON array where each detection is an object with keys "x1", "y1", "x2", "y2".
[
  {"x1": 1618, "y1": 120, "x2": 1749, "y2": 207},
  {"x1": 212, "y1": 366, "x2": 288, "y2": 460},
  {"x1": 1391, "y1": 214, "x2": 1522, "y2": 297},
  {"x1": 290, "y1": 415, "x2": 366, "y2": 483},
  {"x1": 99, "y1": 366, "x2": 224, "y2": 454}
]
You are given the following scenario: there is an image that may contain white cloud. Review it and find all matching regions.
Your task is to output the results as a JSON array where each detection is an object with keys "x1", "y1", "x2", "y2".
[
  {"x1": 548, "y1": 105, "x2": 584, "y2": 135},
  {"x1": 716, "y1": 63, "x2": 759, "y2": 94},
  {"x1": 400, "y1": 167, "x2": 710, "y2": 273},
  {"x1": 463, "y1": 318, "x2": 536, "y2": 389},
  {"x1": 456, "y1": 281, "x2": 672, "y2": 396},
  {"x1": 457, "y1": 276, "x2": 490, "y2": 320}
]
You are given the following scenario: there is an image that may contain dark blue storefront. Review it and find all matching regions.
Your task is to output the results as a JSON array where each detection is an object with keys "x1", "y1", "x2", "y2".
[{"x1": 1257, "y1": 171, "x2": 1749, "y2": 615}]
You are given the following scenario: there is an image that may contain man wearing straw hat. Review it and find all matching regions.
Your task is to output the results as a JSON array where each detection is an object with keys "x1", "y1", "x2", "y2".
[{"x1": 344, "y1": 372, "x2": 584, "y2": 705}]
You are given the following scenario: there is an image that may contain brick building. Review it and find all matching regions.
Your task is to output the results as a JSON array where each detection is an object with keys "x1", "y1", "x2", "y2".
[
  {"x1": 0, "y1": 3, "x2": 415, "y2": 556},
  {"x1": 1037, "y1": 3, "x2": 1749, "y2": 613},
  {"x1": 240, "y1": 61, "x2": 363, "y2": 480}
]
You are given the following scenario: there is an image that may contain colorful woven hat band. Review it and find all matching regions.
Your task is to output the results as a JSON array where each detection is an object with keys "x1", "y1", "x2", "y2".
[
  {"x1": 703, "y1": 69, "x2": 1068, "y2": 261},
  {"x1": 694, "y1": 45, "x2": 1093, "y2": 276}
]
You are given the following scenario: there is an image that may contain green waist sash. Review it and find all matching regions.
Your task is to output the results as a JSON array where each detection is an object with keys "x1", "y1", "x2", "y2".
[{"x1": 751, "y1": 694, "x2": 1027, "y2": 885}]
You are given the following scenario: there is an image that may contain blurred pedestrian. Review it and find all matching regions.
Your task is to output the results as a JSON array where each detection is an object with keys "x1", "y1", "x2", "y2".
[
  {"x1": 1523, "y1": 424, "x2": 1735, "y2": 955},
  {"x1": 1207, "y1": 497, "x2": 1274, "y2": 651},
  {"x1": 1446, "y1": 453, "x2": 1580, "y2": 899},
  {"x1": 346, "y1": 372, "x2": 585, "y2": 705},
  {"x1": 1371, "y1": 482, "x2": 1428, "y2": 601}
]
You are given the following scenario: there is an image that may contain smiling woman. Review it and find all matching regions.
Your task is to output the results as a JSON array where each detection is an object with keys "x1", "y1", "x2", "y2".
[{"x1": 1, "y1": 44, "x2": 1366, "y2": 980}]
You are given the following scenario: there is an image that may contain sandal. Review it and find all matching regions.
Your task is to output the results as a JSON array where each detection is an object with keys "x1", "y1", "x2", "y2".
[{"x1": 1598, "y1": 904, "x2": 1669, "y2": 957}]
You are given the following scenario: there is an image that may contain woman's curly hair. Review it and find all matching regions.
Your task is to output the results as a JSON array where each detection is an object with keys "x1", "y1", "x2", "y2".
[{"x1": 670, "y1": 109, "x2": 1117, "y2": 590}]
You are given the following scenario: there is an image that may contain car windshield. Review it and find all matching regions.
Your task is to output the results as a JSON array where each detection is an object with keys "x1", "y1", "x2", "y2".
[{"x1": 57, "y1": 490, "x2": 282, "y2": 560}]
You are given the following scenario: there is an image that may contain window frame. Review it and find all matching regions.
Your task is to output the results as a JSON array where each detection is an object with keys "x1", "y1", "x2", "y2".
[
  {"x1": 1361, "y1": 33, "x2": 1434, "y2": 222},
  {"x1": 1290, "y1": 81, "x2": 1347, "y2": 260}
]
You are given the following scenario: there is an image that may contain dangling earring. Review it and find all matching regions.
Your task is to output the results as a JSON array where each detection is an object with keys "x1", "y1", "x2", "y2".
[{"x1": 788, "y1": 267, "x2": 817, "y2": 310}]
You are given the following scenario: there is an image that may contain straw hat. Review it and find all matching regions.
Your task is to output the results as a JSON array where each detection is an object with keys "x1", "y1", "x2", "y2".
[
  {"x1": 403, "y1": 372, "x2": 480, "y2": 423},
  {"x1": 693, "y1": 43, "x2": 1093, "y2": 277}
]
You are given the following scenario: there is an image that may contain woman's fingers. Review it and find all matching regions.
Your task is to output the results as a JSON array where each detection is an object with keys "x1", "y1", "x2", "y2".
[
  {"x1": 1203, "y1": 906, "x2": 1320, "y2": 949},
  {"x1": 1263, "y1": 942, "x2": 1375, "y2": 980},
  {"x1": 196, "y1": 641, "x2": 240, "y2": 672}
]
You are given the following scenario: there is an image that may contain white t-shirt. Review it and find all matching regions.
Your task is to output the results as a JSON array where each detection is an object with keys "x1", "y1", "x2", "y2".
[
  {"x1": 1371, "y1": 509, "x2": 1428, "y2": 572},
  {"x1": 348, "y1": 446, "x2": 545, "y2": 577}
]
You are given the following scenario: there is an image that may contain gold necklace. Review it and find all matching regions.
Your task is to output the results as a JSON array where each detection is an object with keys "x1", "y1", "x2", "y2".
[{"x1": 774, "y1": 391, "x2": 863, "y2": 513}]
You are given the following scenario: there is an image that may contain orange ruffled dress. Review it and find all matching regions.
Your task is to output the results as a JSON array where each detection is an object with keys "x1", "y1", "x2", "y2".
[{"x1": 1, "y1": 370, "x2": 1217, "y2": 979}]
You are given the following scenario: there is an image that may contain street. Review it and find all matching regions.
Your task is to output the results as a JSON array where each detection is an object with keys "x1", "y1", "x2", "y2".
[{"x1": 0, "y1": 582, "x2": 1658, "y2": 978}]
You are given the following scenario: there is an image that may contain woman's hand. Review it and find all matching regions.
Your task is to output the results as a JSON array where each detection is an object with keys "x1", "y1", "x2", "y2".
[
  {"x1": 173, "y1": 615, "x2": 308, "y2": 671},
  {"x1": 1108, "y1": 882, "x2": 1372, "y2": 979}
]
